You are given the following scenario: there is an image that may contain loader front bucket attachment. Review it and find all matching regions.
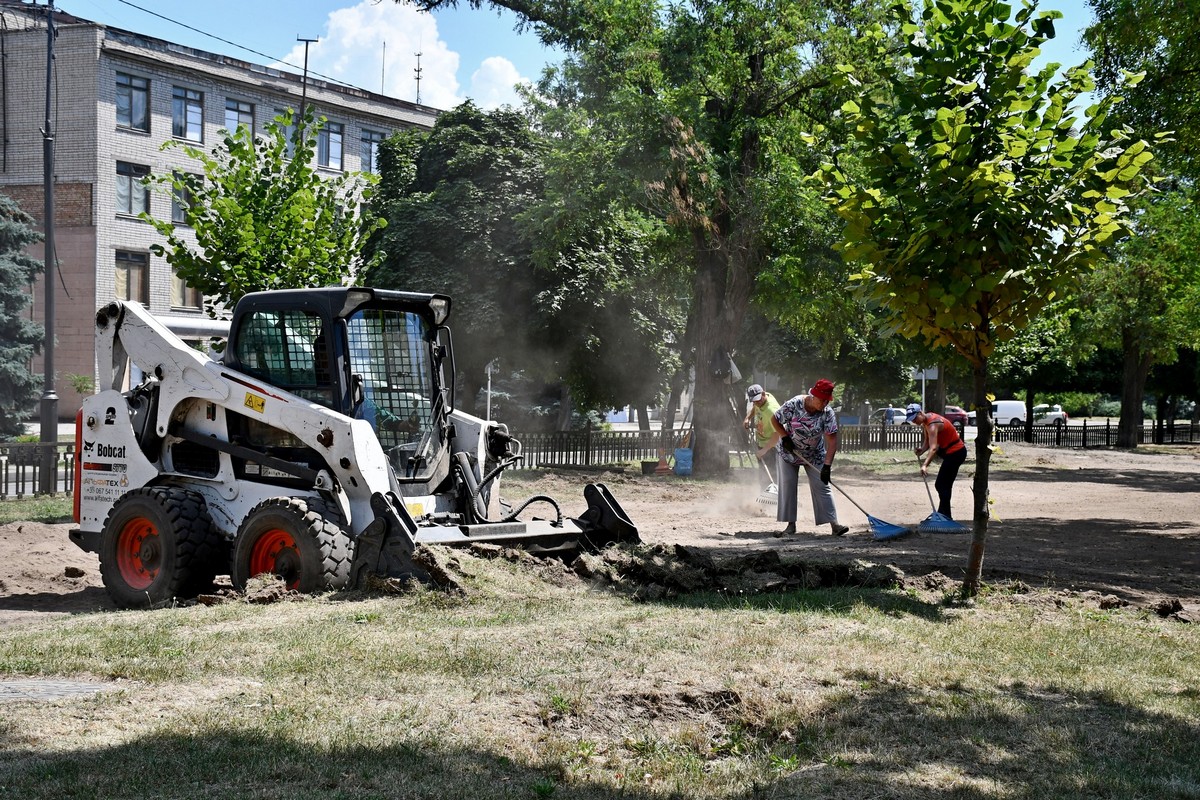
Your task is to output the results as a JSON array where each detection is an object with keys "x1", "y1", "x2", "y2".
[
  {"x1": 350, "y1": 491, "x2": 422, "y2": 586},
  {"x1": 573, "y1": 482, "x2": 639, "y2": 550}
]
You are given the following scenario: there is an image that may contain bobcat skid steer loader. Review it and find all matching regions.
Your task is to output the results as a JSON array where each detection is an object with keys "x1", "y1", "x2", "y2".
[{"x1": 70, "y1": 287, "x2": 637, "y2": 608}]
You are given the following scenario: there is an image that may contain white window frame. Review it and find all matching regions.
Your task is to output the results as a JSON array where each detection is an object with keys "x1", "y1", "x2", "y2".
[
  {"x1": 115, "y1": 250, "x2": 150, "y2": 305},
  {"x1": 172, "y1": 86, "x2": 204, "y2": 142},
  {"x1": 116, "y1": 72, "x2": 149, "y2": 131},
  {"x1": 318, "y1": 120, "x2": 344, "y2": 170},
  {"x1": 115, "y1": 161, "x2": 150, "y2": 216},
  {"x1": 224, "y1": 98, "x2": 254, "y2": 132}
]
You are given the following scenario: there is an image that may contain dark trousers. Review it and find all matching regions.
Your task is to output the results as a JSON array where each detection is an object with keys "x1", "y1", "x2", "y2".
[{"x1": 936, "y1": 446, "x2": 968, "y2": 518}]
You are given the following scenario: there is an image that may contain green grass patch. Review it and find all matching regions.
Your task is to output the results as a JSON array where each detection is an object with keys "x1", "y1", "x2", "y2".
[
  {"x1": 1, "y1": 551, "x2": 1198, "y2": 799},
  {"x1": 0, "y1": 494, "x2": 72, "y2": 524}
]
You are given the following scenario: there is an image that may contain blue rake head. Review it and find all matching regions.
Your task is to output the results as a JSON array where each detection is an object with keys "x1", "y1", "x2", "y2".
[
  {"x1": 918, "y1": 512, "x2": 969, "y2": 534},
  {"x1": 869, "y1": 516, "x2": 913, "y2": 541}
]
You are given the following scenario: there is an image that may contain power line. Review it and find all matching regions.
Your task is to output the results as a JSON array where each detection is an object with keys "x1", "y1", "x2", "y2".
[{"x1": 108, "y1": 0, "x2": 370, "y2": 95}]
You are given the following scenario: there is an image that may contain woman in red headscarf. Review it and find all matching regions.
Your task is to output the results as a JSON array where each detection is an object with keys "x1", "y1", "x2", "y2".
[{"x1": 757, "y1": 379, "x2": 849, "y2": 538}]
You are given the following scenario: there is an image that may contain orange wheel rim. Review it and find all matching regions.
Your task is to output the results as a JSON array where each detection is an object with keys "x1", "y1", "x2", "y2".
[
  {"x1": 249, "y1": 528, "x2": 300, "y2": 589},
  {"x1": 116, "y1": 517, "x2": 159, "y2": 590}
]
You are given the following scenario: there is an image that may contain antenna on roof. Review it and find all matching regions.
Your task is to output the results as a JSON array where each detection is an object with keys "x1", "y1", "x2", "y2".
[
  {"x1": 381, "y1": 41, "x2": 386, "y2": 93},
  {"x1": 414, "y1": 51, "x2": 423, "y2": 104},
  {"x1": 297, "y1": 35, "x2": 318, "y2": 132}
]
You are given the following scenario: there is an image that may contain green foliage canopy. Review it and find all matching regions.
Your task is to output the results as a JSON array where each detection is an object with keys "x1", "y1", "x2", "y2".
[
  {"x1": 811, "y1": 0, "x2": 1159, "y2": 369},
  {"x1": 1085, "y1": 0, "x2": 1200, "y2": 181},
  {"x1": 144, "y1": 107, "x2": 383, "y2": 313}
]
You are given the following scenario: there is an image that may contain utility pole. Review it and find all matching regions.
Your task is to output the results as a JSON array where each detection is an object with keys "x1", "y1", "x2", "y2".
[
  {"x1": 414, "y1": 51, "x2": 423, "y2": 104},
  {"x1": 381, "y1": 41, "x2": 385, "y2": 93},
  {"x1": 297, "y1": 35, "x2": 318, "y2": 133},
  {"x1": 39, "y1": 0, "x2": 58, "y2": 493}
]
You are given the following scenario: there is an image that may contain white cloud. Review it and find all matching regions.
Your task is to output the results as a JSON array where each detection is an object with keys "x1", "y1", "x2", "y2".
[
  {"x1": 269, "y1": 1, "x2": 533, "y2": 112},
  {"x1": 274, "y1": 2, "x2": 460, "y2": 110},
  {"x1": 469, "y1": 56, "x2": 530, "y2": 110}
]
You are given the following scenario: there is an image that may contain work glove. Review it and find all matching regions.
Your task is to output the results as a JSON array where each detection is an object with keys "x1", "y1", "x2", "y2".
[
  {"x1": 780, "y1": 437, "x2": 795, "y2": 454},
  {"x1": 820, "y1": 464, "x2": 831, "y2": 485}
]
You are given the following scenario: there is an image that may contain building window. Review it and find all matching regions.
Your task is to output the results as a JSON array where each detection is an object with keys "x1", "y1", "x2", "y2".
[
  {"x1": 318, "y1": 121, "x2": 343, "y2": 170},
  {"x1": 172, "y1": 270, "x2": 202, "y2": 310},
  {"x1": 273, "y1": 108, "x2": 297, "y2": 158},
  {"x1": 170, "y1": 172, "x2": 199, "y2": 225},
  {"x1": 225, "y1": 98, "x2": 254, "y2": 132},
  {"x1": 361, "y1": 129, "x2": 384, "y2": 173},
  {"x1": 115, "y1": 251, "x2": 149, "y2": 304},
  {"x1": 115, "y1": 161, "x2": 150, "y2": 216},
  {"x1": 116, "y1": 72, "x2": 149, "y2": 131},
  {"x1": 172, "y1": 86, "x2": 204, "y2": 141}
]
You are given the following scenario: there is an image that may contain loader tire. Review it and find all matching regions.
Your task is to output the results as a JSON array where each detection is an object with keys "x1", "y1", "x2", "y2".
[
  {"x1": 98, "y1": 486, "x2": 221, "y2": 609},
  {"x1": 231, "y1": 497, "x2": 353, "y2": 594}
]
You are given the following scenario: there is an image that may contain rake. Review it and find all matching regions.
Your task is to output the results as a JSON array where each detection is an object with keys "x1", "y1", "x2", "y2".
[
  {"x1": 794, "y1": 454, "x2": 911, "y2": 540},
  {"x1": 918, "y1": 461, "x2": 970, "y2": 534},
  {"x1": 755, "y1": 459, "x2": 778, "y2": 509}
]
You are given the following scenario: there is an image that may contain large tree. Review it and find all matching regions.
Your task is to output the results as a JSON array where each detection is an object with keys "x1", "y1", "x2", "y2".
[
  {"x1": 0, "y1": 194, "x2": 44, "y2": 439},
  {"x1": 406, "y1": 0, "x2": 891, "y2": 473},
  {"x1": 365, "y1": 103, "x2": 547, "y2": 416},
  {"x1": 1085, "y1": 0, "x2": 1200, "y2": 181},
  {"x1": 812, "y1": 0, "x2": 1158, "y2": 594},
  {"x1": 145, "y1": 106, "x2": 383, "y2": 313},
  {"x1": 1080, "y1": 183, "x2": 1200, "y2": 446},
  {"x1": 365, "y1": 103, "x2": 683, "y2": 423}
]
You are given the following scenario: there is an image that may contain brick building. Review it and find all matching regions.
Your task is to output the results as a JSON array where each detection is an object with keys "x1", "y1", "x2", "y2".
[{"x1": 0, "y1": 1, "x2": 438, "y2": 419}]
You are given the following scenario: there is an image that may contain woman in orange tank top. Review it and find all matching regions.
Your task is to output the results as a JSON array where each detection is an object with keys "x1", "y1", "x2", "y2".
[{"x1": 904, "y1": 403, "x2": 967, "y2": 520}]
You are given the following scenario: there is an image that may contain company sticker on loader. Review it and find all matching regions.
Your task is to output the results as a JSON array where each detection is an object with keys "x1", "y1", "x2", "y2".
[
  {"x1": 244, "y1": 392, "x2": 266, "y2": 414},
  {"x1": 80, "y1": 441, "x2": 130, "y2": 501}
]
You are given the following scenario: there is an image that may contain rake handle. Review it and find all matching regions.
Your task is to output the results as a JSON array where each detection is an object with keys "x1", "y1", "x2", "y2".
[
  {"x1": 793, "y1": 453, "x2": 872, "y2": 520},
  {"x1": 918, "y1": 455, "x2": 938, "y2": 513}
]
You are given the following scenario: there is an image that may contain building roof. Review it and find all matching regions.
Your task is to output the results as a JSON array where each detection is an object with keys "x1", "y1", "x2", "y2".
[{"x1": 0, "y1": 0, "x2": 440, "y2": 127}]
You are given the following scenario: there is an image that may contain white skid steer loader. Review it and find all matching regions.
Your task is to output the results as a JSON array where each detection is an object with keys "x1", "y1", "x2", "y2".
[{"x1": 70, "y1": 287, "x2": 637, "y2": 608}]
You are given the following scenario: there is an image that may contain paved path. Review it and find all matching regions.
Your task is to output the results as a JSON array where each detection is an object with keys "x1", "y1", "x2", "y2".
[{"x1": 0, "y1": 678, "x2": 112, "y2": 702}]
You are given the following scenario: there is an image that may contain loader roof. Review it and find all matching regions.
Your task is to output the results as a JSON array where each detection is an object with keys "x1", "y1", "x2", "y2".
[{"x1": 232, "y1": 287, "x2": 452, "y2": 327}]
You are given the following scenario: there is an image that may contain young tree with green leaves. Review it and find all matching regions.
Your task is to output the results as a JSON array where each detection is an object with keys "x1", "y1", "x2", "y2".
[
  {"x1": 811, "y1": 0, "x2": 1158, "y2": 594},
  {"x1": 144, "y1": 106, "x2": 384, "y2": 313},
  {"x1": 0, "y1": 194, "x2": 44, "y2": 439}
]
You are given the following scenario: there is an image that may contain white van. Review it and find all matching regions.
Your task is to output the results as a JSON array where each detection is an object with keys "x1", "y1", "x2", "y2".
[{"x1": 991, "y1": 400, "x2": 1026, "y2": 427}]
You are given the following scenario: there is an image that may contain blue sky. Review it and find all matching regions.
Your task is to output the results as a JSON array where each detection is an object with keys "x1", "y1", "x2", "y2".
[
  {"x1": 55, "y1": 0, "x2": 562, "y2": 110},
  {"x1": 53, "y1": 0, "x2": 1095, "y2": 112}
]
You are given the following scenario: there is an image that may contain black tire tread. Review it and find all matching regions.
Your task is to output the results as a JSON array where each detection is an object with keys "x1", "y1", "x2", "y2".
[
  {"x1": 99, "y1": 486, "x2": 218, "y2": 609},
  {"x1": 233, "y1": 496, "x2": 353, "y2": 593}
]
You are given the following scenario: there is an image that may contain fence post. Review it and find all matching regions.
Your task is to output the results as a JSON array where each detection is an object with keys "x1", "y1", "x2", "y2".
[{"x1": 585, "y1": 423, "x2": 592, "y2": 466}]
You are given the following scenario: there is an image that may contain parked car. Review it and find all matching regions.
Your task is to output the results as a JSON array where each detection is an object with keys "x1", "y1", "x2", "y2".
[
  {"x1": 1033, "y1": 403, "x2": 1068, "y2": 427},
  {"x1": 943, "y1": 405, "x2": 969, "y2": 426},
  {"x1": 868, "y1": 407, "x2": 903, "y2": 425}
]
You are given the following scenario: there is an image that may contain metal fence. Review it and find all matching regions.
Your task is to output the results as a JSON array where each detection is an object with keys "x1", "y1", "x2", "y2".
[
  {"x1": 0, "y1": 442, "x2": 76, "y2": 500},
  {"x1": 3, "y1": 420, "x2": 1196, "y2": 498}
]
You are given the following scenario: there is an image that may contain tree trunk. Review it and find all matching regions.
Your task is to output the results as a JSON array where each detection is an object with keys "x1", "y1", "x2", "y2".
[
  {"x1": 1022, "y1": 386, "x2": 1035, "y2": 443},
  {"x1": 963, "y1": 357, "x2": 993, "y2": 597},
  {"x1": 1117, "y1": 331, "x2": 1152, "y2": 448},
  {"x1": 687, "y1": 241, "x2": 752, "y2": 476},
  {"x1": 636, "y1": 405, "x2": 650, "y2": 432},
  {"x1": 556, "y1": 384, "x2": 573, "y2": 431}
]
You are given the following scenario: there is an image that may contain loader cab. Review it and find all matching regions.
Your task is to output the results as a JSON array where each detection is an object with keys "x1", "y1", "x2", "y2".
[{"x1": 224, "y1": 287, "x2": 453, "y2": 487}]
